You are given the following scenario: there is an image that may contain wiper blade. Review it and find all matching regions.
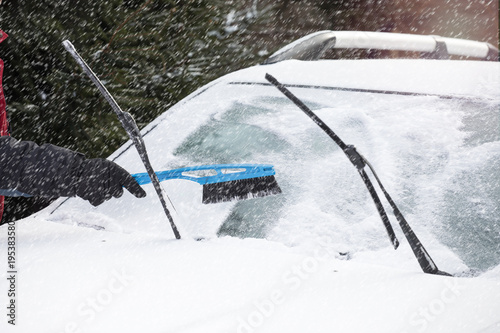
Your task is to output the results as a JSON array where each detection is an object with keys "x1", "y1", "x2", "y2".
[{"x1": 266, "y1": 73, "x2": 450, "y2": 276}]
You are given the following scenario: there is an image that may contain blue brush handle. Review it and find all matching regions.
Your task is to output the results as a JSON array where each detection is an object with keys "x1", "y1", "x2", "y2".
[
  {"x1": 132, "y1": 164, "x2": 276, "y2": 185},
  {"x1": 1, "y1": 164, "x2": 276, "y2": 197}
]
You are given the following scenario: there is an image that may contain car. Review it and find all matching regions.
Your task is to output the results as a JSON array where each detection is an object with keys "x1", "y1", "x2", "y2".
[{"x1": 2, "y1": 31, "x2": 499, "y2": 332}]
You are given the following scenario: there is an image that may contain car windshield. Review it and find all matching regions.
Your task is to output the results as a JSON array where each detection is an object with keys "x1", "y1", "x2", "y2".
[
  {"x1": 172, "y1": 82, "x2": 500, "y2": 271},
  {"x1": 51, "y1": 80, "x2": 499, "y2": 273}
]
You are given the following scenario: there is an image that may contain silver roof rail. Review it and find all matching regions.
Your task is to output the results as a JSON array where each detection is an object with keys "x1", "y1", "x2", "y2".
[{"x1": 263, "y1": 31, "x2": 499, "y2": 64}]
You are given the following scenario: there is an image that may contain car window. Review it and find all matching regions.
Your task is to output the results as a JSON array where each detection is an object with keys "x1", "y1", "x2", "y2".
[{"x1": 173, "y1": 83, "x2": 499, "y2": 269}]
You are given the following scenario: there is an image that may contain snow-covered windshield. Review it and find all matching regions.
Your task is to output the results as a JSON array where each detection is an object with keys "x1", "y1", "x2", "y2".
[
  {"x1": 52, "y1": 82, "x2": 500, "y2": 272},
  {"x1": 167, "y1": 83, "x2": 499, "y2": 271}
]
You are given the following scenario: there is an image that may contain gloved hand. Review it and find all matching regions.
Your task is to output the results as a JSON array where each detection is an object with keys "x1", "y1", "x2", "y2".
[
  {"x1": 76, "y1": 158, "x2": 147, "y2": 206},
  {"x1": 0, "y1": 136, "x2": 146, "y2": 206}
]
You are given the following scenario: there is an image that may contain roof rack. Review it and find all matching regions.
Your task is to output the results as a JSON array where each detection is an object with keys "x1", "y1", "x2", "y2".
[{"x1": 263, "y1": 31, "x2": 499, "y2": 64}]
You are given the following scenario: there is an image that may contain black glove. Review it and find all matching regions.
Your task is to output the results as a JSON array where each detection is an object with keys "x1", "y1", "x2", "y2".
[
  {"x1": 0, "y1": 136, "x2": 146, "y2": 206},
  {"x1": 76, "y1": 158, "x2": 147, "y2": 206}
]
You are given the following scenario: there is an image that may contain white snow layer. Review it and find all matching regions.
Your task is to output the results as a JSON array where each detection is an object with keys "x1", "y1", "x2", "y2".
[{"x1": 1, "y1": 217, "x2": 500, "y2": 333}]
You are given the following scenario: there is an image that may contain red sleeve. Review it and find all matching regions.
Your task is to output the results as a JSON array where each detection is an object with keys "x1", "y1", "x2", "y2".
[
  {"x1": 0, "y1": 58, "x2": 8, "y2": 137},
  {"x1": 1, "y1": 29, "x2": 10, "y2": 222}
]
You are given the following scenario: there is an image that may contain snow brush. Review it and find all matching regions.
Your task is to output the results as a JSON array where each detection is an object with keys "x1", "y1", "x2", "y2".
[
  {"x1": 132, "y1": 164, "x2": 281, "y2": 204},
  {"x1": 266, "y1": 73, "x2": 450, "y2": 276},
  {"x1": 63, "y1": 40, "x2": 181, "y2": 239}
]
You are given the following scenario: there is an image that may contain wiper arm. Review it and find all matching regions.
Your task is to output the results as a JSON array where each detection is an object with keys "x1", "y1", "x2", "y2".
[{"x1": 266, "y1": 73, "x2": 450, "y2": 276}]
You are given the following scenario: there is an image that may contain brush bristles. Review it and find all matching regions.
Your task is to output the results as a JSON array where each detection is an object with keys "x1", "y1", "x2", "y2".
[{"x1": 202, "y1": 175, "x2": 282, "y2": 204}]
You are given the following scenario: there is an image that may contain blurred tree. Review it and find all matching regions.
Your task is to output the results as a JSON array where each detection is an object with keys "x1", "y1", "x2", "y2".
[
  {"x1": 243, "y1": 0, "x2": 498, "y2": 59},
  {"x1": 1, "y1": 0, "x2": 272, "y2": 157}
]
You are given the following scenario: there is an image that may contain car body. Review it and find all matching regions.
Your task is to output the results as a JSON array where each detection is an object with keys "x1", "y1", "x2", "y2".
[{"x1": 1, "y1": 31, "x2": 499, "y2": 332}]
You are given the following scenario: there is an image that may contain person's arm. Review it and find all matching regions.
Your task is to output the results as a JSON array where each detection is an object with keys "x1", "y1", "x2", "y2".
[{"x1": 0, "y1": 136, "x2": 146, "y2": 206}]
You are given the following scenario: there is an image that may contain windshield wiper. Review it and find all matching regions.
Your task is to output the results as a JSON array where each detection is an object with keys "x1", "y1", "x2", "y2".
[{"x1": 266, "y1": 73, "x2": 450, "y2": 276}]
